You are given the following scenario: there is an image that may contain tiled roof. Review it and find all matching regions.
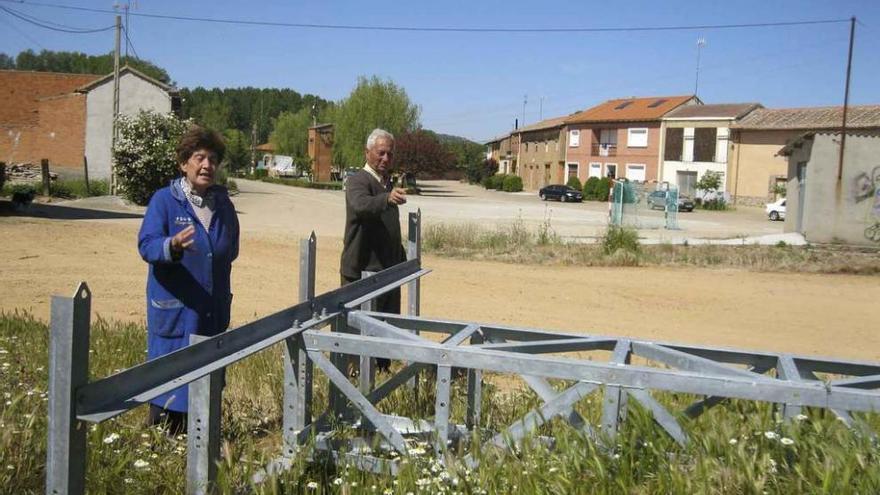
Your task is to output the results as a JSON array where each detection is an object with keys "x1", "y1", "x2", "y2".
[
  {"x1": 0, "y1": 70, "x2": 101, "y2": 126},
  {"x1": 516, "y1": 113, "x2": 574, "y2": 133},
  {"x1": 75, "y1": 65, "x2": 177, "y2": 94},
  {"x1": 565, "y1": 95, "x2": 697, "y2": 124},
  {"x1": 734, "y1": 105, "x2": 880, "y2": 130},
  {"x1": 778, "y1": 130, "x2": 880, "y2": 156},
  {"x1": 664, "y1": 103, "x2": 762, "y2": 120}
]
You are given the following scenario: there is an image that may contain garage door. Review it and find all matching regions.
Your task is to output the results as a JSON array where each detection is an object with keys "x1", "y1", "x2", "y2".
[{"x1": 626, "y1": 164, "x2": 646, "y2": 182}]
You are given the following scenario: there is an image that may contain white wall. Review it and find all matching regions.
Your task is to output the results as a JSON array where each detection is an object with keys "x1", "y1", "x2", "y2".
[{"x1": 85, "y1": 72, "x2": 173, "y2": 178}]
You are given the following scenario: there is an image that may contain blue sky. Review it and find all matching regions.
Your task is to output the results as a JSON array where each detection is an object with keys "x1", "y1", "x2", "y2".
[{"x1": 1, "y1": 0, "x2": 879, "y2": 142}]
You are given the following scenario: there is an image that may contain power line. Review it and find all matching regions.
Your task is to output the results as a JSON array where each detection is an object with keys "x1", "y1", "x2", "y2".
[
  {"x1": 0, "y1": 4, "x2": 114, "y2": 33},
  {"x1": 122, "y1": 25, "x2": 140, "y2": 60},
  {"x1": 0, "y1": 0, "x2": 851, "y2": 34},
  {"x1": 0, "y1": 12, "x2": 46, "y2": 49}
]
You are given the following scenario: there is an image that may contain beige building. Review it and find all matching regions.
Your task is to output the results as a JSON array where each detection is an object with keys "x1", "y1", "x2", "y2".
[
  {"x1": 513, "y1": 114, "x2": 570, "y2": 191},
  {"x1": 485, "y1": 133, "x2": 517, "y2": 174},
  {"x1": 729, "y1": 105, "x2": 880, "y2": 206},
  {"x1": 660, "y1": 103, "x2": 761, "y2": 198}
]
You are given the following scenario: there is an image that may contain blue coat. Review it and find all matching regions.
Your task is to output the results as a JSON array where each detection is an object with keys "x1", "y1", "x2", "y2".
[{"x1": 138, "y1": 179, "x2": 239, "y2": 412}]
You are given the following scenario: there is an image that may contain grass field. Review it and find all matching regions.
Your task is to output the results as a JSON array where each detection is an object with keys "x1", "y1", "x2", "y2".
[{"x1": 2, "y1": 311, "x2": 879, "y2": 494}]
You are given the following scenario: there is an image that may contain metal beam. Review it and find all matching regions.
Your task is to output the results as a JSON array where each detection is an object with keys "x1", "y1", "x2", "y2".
[
  {"x1": 186, "y1": 335, "x2": 222, "y2": 495},
  {"x1": 476, "y1": 338, "x2": 616, "y2": 354},
  {"x1": 831, "y1": 374, "x2": 880, "y2": 390},
  {"x1": 631, "y1": 342, "x2": 774, "y2": 382},
  {"x1": 76, "y1": 260, "x2": 425, "y2": 422},
  {"x1": 308, "y1": 351, "x2": 408, "y2": 454},
  {"x1": 303, "y1": 331, "x2": 880, "y2": 413}
]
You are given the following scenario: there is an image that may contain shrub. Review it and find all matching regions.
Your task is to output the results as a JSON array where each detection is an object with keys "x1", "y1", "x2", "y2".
[
  {"x1": 701, "y1": 198, "x2": 728, "y2": 211},
  {"x1": 596, "y1": 177, "x2": 612, "y2": 201},
  {"x1": 566, "y1": 176, "x2": 582, "y2": 191},
  {"x1": 48, "y1": 181, "x2": 73, "y2": 198},
  {"x1": 481, "y1": 175, "x2": 494, "y2": 189},
  {"x1": 602, "y1": 226, "x2": 640, "y2": 256},
  {"x1": 583, "y1": 177, "x2": 600, "y2": 200},
  {"x1": 491, "y1": 174, "x2": 507, "y2": 190},
  {"x1": 251, "y1": 169, "x2": 269, "y2": 179},
  {"x1": 113, "y1": 110, "x2": 191, "y2": 205},
  {"x1": 502, "y1": 175, "x2": 523, "y2": 192}
]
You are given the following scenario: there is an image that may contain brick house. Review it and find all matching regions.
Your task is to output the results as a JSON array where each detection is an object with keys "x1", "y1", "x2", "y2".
[
  {"x1": 512, "y1": 114, "x2": 573, "y2": 191},
  {"x1": 0, "y1": 67, "x2": 178, "y2": 179},
  {"x1": 485, "y1": 133, "x2": 517, "y2": 175},
  {"x1": 563, "y1": 95, "x2": 700, "y2": 184}
]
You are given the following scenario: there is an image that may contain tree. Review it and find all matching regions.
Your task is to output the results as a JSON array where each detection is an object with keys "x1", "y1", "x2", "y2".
[
  {"x1": 223, "y1": 129, "x2": 250, "y2": 175},
  {"x1": 10, "y1": 49, "x2": 171, "y2": 83},
  {"x1": 333, "y1": 76, "x2": 420, "y2": 167},
  {"x1": 395, "y1": 129, "x2": 455, "y2": 179},
  {"x1": 271, "y1": 107, "x2": 312, "y2": 166},
  {"x1": 196, "y1": 98, "x2": 232, "y2": 133},
  {"x1": 466, "y1": 158, "x2": 498, "y2": 184},
  {"x1": 0, "y1": 53, "x2": 14, "y2": 69},
  {"x1": 113, "y1": 111, "x2": 190, "y2": 205}
]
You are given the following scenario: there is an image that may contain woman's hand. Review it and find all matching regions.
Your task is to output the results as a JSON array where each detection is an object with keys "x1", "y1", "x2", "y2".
[{"x1": 170, "y1": 225, "x2": 196, "y2": 253}]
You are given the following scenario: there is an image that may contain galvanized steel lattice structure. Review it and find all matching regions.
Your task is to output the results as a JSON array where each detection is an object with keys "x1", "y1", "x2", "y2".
[{"x1": 47, "y1": 212, "x2": 880, "y2": 494}]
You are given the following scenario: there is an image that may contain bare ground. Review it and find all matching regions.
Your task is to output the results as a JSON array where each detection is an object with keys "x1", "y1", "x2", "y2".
[{"x1": 1, "y1": 179, "x2": 878, "y2": 363}]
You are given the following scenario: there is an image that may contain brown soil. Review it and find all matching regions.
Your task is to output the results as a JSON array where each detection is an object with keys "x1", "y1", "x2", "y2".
[{"x1": 2, "y1": 214, "x2": 879, "y2": 363}]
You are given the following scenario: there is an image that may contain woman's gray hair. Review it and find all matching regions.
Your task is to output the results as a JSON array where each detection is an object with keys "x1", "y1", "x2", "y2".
[{"x1": 366, "y1": 128, "x2": 394, "y2": 150}]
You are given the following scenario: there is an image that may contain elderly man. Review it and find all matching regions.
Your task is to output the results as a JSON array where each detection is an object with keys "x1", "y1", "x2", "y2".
[{"x1": 341, "y1": 129, "x2": 407, "y2": 369}]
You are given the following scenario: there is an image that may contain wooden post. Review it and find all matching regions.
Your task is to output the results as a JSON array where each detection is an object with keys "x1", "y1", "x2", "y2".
[
  {"x1": 82, "y1": 156, "x2": 90, "y2": 196},
  {"x1": 0, "y1": 162, "x2": 6, "y2": 191},
  {"x1": 41, "y1": 159, "x2": 51, "y2": 196}
]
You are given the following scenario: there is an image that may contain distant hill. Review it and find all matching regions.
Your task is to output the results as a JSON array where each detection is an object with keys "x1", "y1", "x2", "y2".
[{"x1": 431, "y1": 132, "x2": 486, "y2": 169}]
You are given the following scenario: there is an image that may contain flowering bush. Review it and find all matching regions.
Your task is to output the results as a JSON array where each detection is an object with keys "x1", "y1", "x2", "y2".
[{"x1": 112, "y1": 111, "x2": 191, "y2": 205}]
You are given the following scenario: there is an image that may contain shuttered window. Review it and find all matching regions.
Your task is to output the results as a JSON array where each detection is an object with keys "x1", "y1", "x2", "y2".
[
  {"x1": 694, "y1": 128, "x2": 717, "y2": 162},
  {"x1": 664, "y1": 128, "x2": 683, "y2": 161}
]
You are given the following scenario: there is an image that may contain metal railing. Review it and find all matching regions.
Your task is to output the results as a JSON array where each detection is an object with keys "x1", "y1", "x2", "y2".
[
  {"x1": 46, "y1": 208, "x2": 880, "y2": 493},
  {"x1": 592, "y1": 143, "x2": 617, "y2": 157}
]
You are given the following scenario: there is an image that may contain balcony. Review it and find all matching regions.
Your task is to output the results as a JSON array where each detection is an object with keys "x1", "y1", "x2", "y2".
[{"x1": 591, "y1": 143, "x2": 617, "y2": 157}]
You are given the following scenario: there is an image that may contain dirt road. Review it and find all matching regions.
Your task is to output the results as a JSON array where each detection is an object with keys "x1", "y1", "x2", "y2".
[{"x1": 1, "y1": 180, "x2": 878, "y2": 362}]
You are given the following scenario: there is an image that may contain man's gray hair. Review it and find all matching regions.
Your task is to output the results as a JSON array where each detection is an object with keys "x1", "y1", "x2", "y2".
[{"x1": 366, "y1": 128, "x2": 394, "y2": 150}]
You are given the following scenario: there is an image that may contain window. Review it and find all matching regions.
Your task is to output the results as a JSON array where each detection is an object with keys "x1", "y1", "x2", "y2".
[
  {"x1": 627, "y1": 128, "x2": 648, "y2": 148},
  {"x1": 605, "y1": 163, "x2": 618, "y2": 179},
  {"x1": 626, "y1": 164, "x2": 646, "y2": 182},
  {"x1": 589, "y1": 162, "x2": 602, "y2": 178},
  {"x1": 569, "y1": 129, "x2": 580, "y2": 147},
  {"x1": 693, "y1": 128, "x2": 718, "y2": 162},
  {"x1": 567, "y1": 163, "x2": 579, "y2": 179},
  {"x1": 648, "y1": 99, "x2": 668, "y2": 108},
  {"x1": 614, "y1": 101, "x2": 633, "y2": 110},
  {"x1": 664, "y1": 128, "x2": 684, "y2": 161}
]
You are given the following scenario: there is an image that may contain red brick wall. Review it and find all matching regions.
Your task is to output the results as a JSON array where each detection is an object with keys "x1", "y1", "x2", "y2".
[
  {"x1": 36, "y1": 94, "x2": 88, "y2": 170},
  {"x1": 308, "y1": 126, "x2": 334, "y2": 182}
]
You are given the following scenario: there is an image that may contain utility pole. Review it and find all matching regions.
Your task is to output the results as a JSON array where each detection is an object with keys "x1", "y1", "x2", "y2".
[
  {"x1": 837, "y1": 16, "x2": 856, "y2": 182},
  {"x1": 694, "y1": 37, "x2": 706, "y2": 96},
  {"x1": 111, "y1": 15, "x2": 121, "y2": 195},
  {"x1": 539, "y1": 96, "x2": 544, "y2": 121}
]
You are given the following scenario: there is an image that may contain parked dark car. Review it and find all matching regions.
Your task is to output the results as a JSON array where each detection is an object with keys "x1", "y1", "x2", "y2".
[
  {"x1": 646, "y1": 190, "x2": 694, "y2": 212},
  {"x1": 539, "y1": 184, "x2": 583, "y2": 202}
]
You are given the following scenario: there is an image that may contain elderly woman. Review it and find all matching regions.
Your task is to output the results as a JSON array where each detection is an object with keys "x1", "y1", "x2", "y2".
[{"x1": 137, "y1": 126, "x2": 240, "y2": 433}]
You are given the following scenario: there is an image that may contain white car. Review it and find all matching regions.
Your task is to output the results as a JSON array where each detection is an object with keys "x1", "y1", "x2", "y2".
[{"x1": 766, "y1": 198, "x2": 786, "y2": 221}]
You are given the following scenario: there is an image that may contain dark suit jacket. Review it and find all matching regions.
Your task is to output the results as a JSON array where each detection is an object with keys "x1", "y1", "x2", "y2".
[{"x1": 340, "y1": 169, "x2": 406, "y2": 279}]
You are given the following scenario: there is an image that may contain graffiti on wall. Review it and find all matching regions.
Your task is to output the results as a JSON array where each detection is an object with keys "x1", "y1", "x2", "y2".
[{"x1": 854, "y1": 166, "x2": 880, "y2": 242}]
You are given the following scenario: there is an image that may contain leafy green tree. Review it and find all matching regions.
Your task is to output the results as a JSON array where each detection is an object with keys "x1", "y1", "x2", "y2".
[
  {"x1": 10, "y1": 49, "x2": 171, "y2": 83},
  {"x1": 333, "y1": 76, "x2": 420, "y2": 167},
  {"x1": 271, "y1": 107, "x2": 312, "y2": 165},
  {"x1": 113, "y1": 111, "x2": 190, "y2": 205},
  {"x1": 696, "y1": 171, "x2": 722, "y2": 194},
  {"x1": 196, "y1": 98, "x2": 232, "y2": 132},
  {"x1": 223, "y1": 129, "x2": 250, "y2": 175},
  {"x1": 0, "y1": 53, "x2": 14, "y2": 69}
]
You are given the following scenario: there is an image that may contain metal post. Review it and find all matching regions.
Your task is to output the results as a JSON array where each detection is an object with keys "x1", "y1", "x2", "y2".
[
  {"x1": 41, "y1": 159, "x2": 51, "y2": 197},
  {"x1": 600, "y1": 340, "x2": 631, "y2": 442},
  {"x1": 434, "y1": 365, "x2": 452, "y2": 455},
  {"x1": 359, "y1": 272, "x2": 376, "y2": 397},
  {"x1": 466, "y1": 333, "x2": 483, "y2": 432},
  {"x1": 406, "y1": 210, "x2": 421, "y2": 392},
  {"x1": 282, "y1": 233, "x2": 315, "y2": 455},
  {"x1": 46, "y1": 282, "x2": 91, "y2": 495},
  {"x1": 186, "y1": 335, "x2": 223, "y2": 495}
]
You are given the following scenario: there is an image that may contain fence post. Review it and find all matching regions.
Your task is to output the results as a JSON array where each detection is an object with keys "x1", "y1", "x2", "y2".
[
  {"x1": 186, "y1": 335, "x2": 223, "y2": 495},
  {"x1": 466, "y1": 333, "x2": 484, "y2": 432},
  {"x1": 41, "y1": 158, "x2": 51, "y2": 196},
  {"x1": 46, "y1": 282, "x2": 91, "y2": 495},
  {"x1": 82, "y1": 156, "x2": 90, "y2": 196},
  {"x1": 282, "y1": 233, "x2": 315, "y2": 456},
  {"x1": 406, "y1": 210, "x2": 421, "y2": 392},
  {"x1": 0, "y1": 161, "x2": 6, "y2": 189}
]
